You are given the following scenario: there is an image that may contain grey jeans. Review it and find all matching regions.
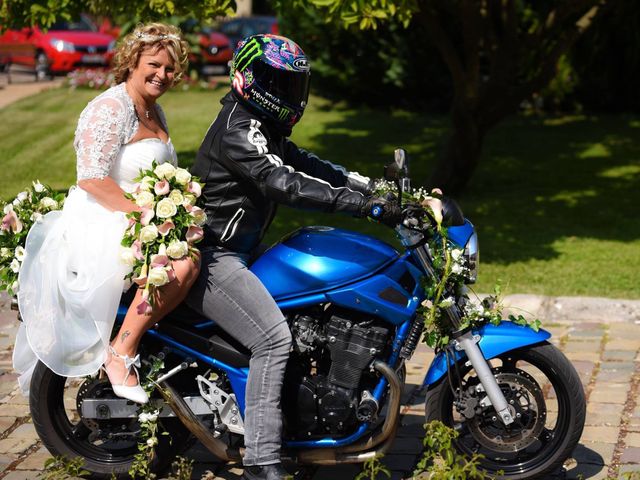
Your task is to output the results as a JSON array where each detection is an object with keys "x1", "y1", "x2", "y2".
[{"x1": 186, "y1": 246, "x2": 292, "y2": 466}]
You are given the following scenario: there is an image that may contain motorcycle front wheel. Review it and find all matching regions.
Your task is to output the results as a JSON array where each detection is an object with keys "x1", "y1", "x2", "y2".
[
  {"x1": 30, "y1": 361, "x2": 192, "y2": 479},
  {"x1": 424, "y1": 341, "x2": 586, "y2": 479}
]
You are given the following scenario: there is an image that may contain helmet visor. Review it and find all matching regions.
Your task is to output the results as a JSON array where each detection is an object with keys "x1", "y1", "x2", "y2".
[{"x1": 252, "y1": 59, "x2": 310, "y2": 111}]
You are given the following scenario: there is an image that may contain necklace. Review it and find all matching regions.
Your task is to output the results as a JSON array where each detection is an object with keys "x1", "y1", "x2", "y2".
[{"x1": 134, "y1": 103, "x2": 152, "y2": 121}]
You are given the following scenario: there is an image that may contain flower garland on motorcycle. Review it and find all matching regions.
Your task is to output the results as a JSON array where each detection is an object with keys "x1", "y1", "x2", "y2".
[{"x1": 372, "y1": 179, "x2": 542, "y2": 349}]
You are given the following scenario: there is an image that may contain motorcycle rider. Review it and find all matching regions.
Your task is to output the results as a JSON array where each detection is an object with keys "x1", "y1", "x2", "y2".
[{"x1": 186, "y1": 34, "x2": 400, "y2": 480}]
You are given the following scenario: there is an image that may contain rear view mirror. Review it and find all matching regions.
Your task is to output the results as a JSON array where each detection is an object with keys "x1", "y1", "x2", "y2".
[{"x1": 384, "y1": 148, "x2": 408, "y2": 181}]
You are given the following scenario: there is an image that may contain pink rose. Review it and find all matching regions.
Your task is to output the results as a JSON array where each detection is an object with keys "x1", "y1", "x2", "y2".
[
  {"x1": 187, "y1": 181, "x2": 202, "y2": 197},
  {"x1": 154, "y1": 179, "x2": 170, "y2": 196},
  {"x1": 136, "y1": 298, "x2": 152, "y2": 315},
  {"x1": 157, "y1": 220, "x2": 175, "y2": 236},
  {"x1": 140, "y1": 207, "x2": 155, "y2": 226},
  {"x1": 150, "y1": 254, "x2": 169, "y2": 268},
  {"x1": 186, "y1": 225, "x2": 204, "y2": 244},
  {"x1": 1, "y1": 210, "x2": 23, "y2": 233}
]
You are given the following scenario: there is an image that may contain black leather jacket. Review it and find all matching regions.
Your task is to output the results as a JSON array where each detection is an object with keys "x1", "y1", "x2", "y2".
[{"x1": 192, "y1": 93, "x2": 372, "y2": 253}]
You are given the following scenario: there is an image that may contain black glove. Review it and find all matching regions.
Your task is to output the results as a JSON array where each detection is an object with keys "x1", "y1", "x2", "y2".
[{"x1": 362, "y1": 197, "x2": 403, "y2": 227}]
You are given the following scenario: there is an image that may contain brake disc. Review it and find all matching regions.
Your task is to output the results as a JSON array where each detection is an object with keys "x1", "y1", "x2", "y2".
[{"x1": 467, "y1": 369, "x2": 547, "y2": 452}]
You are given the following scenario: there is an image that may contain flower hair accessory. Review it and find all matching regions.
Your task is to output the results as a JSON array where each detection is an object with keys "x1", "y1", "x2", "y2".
[{"x1": 130, "y1": 32, "x2": 181, "y2": 44}]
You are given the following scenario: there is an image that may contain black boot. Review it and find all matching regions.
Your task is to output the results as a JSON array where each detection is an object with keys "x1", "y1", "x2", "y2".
[{"x1": 242, "y1": 463, "x2": 293, "y2": 480}]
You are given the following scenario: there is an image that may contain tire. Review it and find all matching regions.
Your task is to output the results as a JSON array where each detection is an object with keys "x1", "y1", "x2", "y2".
[
  {"x1": 30, "y1": 360, "x2": 192, "y2": 479},
  {"x1": 424, "y1": 341, "x2": 586, "y2": 479}
]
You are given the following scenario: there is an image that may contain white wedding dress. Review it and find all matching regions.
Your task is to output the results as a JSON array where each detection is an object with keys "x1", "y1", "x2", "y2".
[{"x1": 13, "y1": 83, "x2": 177, "y2": 394}]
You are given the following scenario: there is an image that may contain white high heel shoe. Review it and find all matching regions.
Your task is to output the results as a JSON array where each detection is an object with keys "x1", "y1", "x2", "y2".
[{"x1": 104, "y1": 346, "x2": 149, "y2": 404}]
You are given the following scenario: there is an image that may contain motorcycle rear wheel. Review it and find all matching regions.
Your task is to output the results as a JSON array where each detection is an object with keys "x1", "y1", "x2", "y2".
[
  {"x1": 30, "y1": 360, "x2": 192, "y2": 479},
  {"x1": 424, "y1": 341, "x2": 586, "y2": 479}
]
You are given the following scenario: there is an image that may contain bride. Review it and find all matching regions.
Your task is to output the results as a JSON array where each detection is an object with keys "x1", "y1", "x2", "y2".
[{"x1": 13, "y1": 23, "x2": 200, "y2": 404}]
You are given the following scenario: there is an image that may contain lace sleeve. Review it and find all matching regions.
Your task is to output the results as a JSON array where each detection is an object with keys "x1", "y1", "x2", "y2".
[{"x1": 74, "y1": 95, "x2": 128, "y2": 181}]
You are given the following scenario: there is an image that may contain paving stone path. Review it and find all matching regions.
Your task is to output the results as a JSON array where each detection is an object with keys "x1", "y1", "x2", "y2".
[{"x1": 0, "y1": 293, "x2": 639, "y2": 479}]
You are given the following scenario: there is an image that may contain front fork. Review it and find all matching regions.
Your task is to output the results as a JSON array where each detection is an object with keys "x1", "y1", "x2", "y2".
[{"x1": 454, "y1": 331, "x2": 514, "y2": 426}]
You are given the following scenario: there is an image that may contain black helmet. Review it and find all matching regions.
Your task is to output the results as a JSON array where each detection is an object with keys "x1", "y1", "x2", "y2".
[{"x1": 230, "y1": 34, "x2": 310, "y2": 135}]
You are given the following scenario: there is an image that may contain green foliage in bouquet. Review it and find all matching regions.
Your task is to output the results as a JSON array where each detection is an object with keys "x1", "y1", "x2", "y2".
[
  {"x1": 0, "y1": 181, "x2": 65, "y2": 297},
  {"x1": 121, "y1": 161, "x2": 206, "y2": 314}
]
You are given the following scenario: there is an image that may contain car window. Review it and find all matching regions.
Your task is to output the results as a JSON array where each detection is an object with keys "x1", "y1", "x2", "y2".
[{"x1": 50, "y1": 18, "x2": 95, "y2": 31}]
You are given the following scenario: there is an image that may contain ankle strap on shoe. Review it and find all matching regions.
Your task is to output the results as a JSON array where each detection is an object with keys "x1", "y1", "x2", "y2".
[{"x1": 109, "y1": 346, "x2": 141, "y2": 370}]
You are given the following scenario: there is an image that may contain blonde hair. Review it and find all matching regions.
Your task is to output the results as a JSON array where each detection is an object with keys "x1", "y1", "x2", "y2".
[{"x1": 112, "y1": 23, "x2": 189, "y2": 85}]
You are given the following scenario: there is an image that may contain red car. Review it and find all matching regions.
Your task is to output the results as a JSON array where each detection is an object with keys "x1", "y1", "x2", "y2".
[
  {"x1": 0, "y1": 17, "x2": 115, "y2": 80},
  {"x1": 194, "y1": 29, "x2": 233, "y2": 76}
]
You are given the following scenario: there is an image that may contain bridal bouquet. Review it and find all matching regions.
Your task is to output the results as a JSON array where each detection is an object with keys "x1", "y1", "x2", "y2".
[
  {"x1": 0, "y1": 181, "x2": 66, "y2": 296},
  {"x1": 121, "y1": 162, "x2": 206, "y2": 314}
]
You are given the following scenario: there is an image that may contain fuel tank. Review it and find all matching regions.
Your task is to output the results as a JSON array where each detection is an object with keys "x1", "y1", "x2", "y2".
[{"x1": 251, "y1": 226, "x2": 399, "y2": 301}]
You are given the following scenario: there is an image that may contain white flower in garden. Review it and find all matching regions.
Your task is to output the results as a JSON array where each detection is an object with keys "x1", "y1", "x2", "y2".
[
  {"x1": 10, "y1": 259, "x2": 20, "y2": 273},
  {"x1": 120, "y1": 247, "x2": 137, "y2": 266},
  {"x1": 168, "y1": 189, "x2": 184, "y2": 206},
  {"x1": 156, "y1": 198, "x2": 177, "y2": 219},
  {"x1": 32, "y1": 181, "x2": 45, "y2": 193},
  {"x1": 148, "y1": 266, "x2": 170, "y2": 286},
  {"x1": 14, "y1": 246, "x2": 25, "y2": 261},
  {"x1": 166, "y1": 240, "x2": 188, "y2": 259},
  {"x1": 174, "y1": 168, "x2": 192, "y2": 185},
  {"x1": 140, "y1": 224, "x2": 159, "y2": 243},
  {"x1": 135, "y1": 191, "x2": 155, "y2": 207},
  {"x1": 39, "y1": 197, "x2": 58, "y2": 210},
  {"x1": 154, "y1": 162, "x2": 176, "y2": 180}
]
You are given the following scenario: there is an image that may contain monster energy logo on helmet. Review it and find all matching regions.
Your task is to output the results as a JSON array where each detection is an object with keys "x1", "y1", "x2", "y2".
[{"x1": 232, "y1": 37, "x2": 268, "y2": 75}]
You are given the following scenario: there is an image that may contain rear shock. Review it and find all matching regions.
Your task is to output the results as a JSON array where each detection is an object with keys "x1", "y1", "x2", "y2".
[{"x1": 400, "y1": 315, "x2": 424, "y2": 359}]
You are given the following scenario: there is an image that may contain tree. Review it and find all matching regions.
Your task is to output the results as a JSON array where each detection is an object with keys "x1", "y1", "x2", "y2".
[
  {"x1": 281, "y1": 0, "x2": 610, "y2": 193},
  {"x1": 0, "y1": 0, "x2": 233, "y2": 30}
]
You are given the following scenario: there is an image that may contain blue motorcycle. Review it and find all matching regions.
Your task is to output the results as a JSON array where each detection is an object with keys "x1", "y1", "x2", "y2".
[{"x1": 29, "y1": 150, "x2": 586, "y2": 479}]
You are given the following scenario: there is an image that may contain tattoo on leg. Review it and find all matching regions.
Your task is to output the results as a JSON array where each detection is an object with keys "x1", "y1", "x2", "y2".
[{"x1": 120, "y1": 331, "x2": 131, "y2": 344}]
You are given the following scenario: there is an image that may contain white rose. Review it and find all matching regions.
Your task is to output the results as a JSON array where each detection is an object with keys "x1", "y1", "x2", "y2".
[
  {"x1": 3, "y1": 204, "x2": 13, "y2": 214},
  {"x1": 39, "y1": 197, "x2": 58, "y2": 209},
  {"x1": 146, "y1": 437, "x2": 158, "y2": 447},
  {"x1": 138, "y1": 176, "x2": 155, "y2": 192},
  {"x1": 17, "y1": 191, "x2": 28, "y2": 202},
  {"x1": 451, "y1": 249, "x2": 463, "y2": 261},
  {"x1": 451, "y1": 263, "x2": 464, "y2": 275},
  {"x1": 166, "y1": 240, "x2": 188, "y2": 259},
  {"x1": 155, "y1": 198, "x2": 177, "y2": 219},
  {"x1": 33, "y1": 181, "x2": 45, "y2": 193},
  {"x1": 30, "y1": 212, "x2": 43, "y2": 223},
  {"x1": 148, "y1": 266, "x2": 170, "y2": 287},
  {"x1": 182, "y1": 194, "x2": 196, "y2": 207},
  {"x1": 140, "y1": 224, "x2": 159, "y2": 243},
  {"x1": 0, "y1": 247, "x2": 10, "y2": 258},
  {"x1": 10, "y1": 259, "x2": 20, "y2": 273},
  {"x1": 174, "y1": 168, "x2": 192, "y2": 185},
  {"x1": 168, "y1": 189, "x2": 184, "y2": 206},
  {"x1": 154, "y1": 162, "x2": 176, "y2": 180},
  {"x1": 135, "y1": 191, "x2": 155, "y2": 207},
  {"x1": 120, "y1": 248, "x2": 137, "y2": 266},
  {"x1": 14, "y1": 246, "x2": 25, "y2": 261},
  {"x1": 190, "y1": 207, "x2": 206, "y2": 226}
]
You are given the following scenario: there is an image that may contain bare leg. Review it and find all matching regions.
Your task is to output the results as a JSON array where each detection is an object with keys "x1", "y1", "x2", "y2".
[{"x1": 106, "y1": 254, "x2": 201, "y2": 386}]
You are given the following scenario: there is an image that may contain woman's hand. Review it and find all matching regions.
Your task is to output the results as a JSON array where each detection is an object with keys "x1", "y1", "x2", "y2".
[{"x1": 78, "y1": 177, "x2": 140, "y2": 213}]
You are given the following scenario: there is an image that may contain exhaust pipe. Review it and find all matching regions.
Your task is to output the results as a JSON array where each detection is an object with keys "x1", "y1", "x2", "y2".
[
  {"x1": 157, "y1": 381, "x2": 242, "y2": 462},
  {"x1": 293, "y1": 360, "x2": 402, "y2": 465},
  {"x1": 160, "y1": 359, "x2": 401, "y2": 466}
]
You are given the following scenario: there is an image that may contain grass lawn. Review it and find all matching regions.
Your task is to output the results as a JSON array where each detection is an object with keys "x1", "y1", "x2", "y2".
[{"x1": 1, "y1": 85, "x2": 639, "y2": 299}]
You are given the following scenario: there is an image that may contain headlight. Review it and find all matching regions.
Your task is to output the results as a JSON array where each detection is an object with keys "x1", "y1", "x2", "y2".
[
  {"x1": 107, "y1": 40, "x2": 116, "y2": 52},
  {"x1": 50, "y1": 38, "x2": 75, "y2": 53},
  {"x1": 463, "y1": 232, "x2": 479, "y2": 283}
]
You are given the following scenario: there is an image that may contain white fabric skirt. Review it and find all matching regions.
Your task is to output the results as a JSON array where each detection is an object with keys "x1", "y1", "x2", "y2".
[{"x1": 13, "y1": 187, "x2": 131, "y2": 394}]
